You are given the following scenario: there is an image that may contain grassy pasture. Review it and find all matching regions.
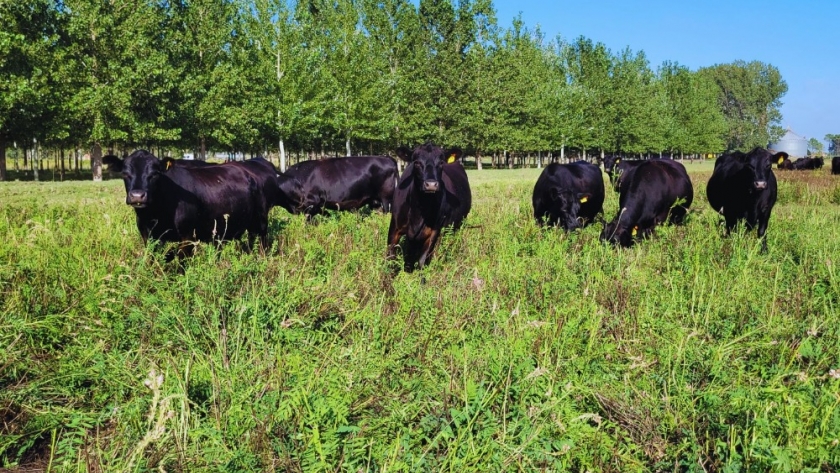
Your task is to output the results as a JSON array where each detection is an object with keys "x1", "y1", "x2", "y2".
[{"x1": 1, "y1": 164, "x2": 839, "y2": 472}]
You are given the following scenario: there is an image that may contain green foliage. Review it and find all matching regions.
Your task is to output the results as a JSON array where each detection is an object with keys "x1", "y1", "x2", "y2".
[
  {"x1": 808, "y1": 138, "x2": 824, "y2": 155},
  {"x1": 699, "y1": 60, "x2": 788, "y2": 151},
  {"x1": 0, "y1": 1, "x2": 792, "y2": 172},
  {"x1": 825, "y1": 134, "x2": 840, "y2": 155},
  {"x1": 2, "y1": 167, "x2": 839, "y2": 471}
]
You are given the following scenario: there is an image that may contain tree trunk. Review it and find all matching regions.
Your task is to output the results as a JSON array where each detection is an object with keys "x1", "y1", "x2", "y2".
[
  {"x1": 60, "y1": 148, "x2": 65, "y2": 181},
  {"x1": 476, "y1": 149, "x2": 482, "y2": 170},
  {"x1": 0, "y1": 139, "x2": 6, "y2": 181},
  {"x1": 32, "y1": 143, "x2": 39, "y2": 182},
  {"x1": 345, "y1": 134, "x2": 351, "y2": 157},
  {"x1": 507, "y1": 150, "x2": 512, "y2": 169},
  {"x1": 279, "y1": 139, "x2": 287, "y2": 172},
  {"x1": 92, "y1": 142, "x2": 103, "y2": 182}
]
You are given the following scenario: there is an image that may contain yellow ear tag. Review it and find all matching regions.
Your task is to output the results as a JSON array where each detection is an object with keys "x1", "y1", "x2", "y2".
[
  {"x1": 447, "y1": 154, "x2": 456, "y2": 164},
  {"x1": 777, "y1": 157, "x2": 784, "y2": 165},
  {"x1": 580, "y1": 196, "x2": 588, "y2": 203},
  {"x1": 631, "y1": 226, "x2": 638, "y2": 236},
  {"x1": 166, "y1": 160, "x2": 172, "y2": 170},
  {"x1": 616, "y1": 159, "x2": 620, "y2": 163}
]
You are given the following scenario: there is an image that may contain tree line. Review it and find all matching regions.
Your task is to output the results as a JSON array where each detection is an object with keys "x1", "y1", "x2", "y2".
[{"x1": 1, "y1": 0, "x2": 793, "y2": 180}]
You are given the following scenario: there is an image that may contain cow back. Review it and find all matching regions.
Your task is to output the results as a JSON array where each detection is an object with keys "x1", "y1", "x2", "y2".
[
  {"x1": 286, "y1": 156, "x2": 397, "y2": 213},
  {"x1": 440, "y1": 162, "x2": 472, "y2": 229}
]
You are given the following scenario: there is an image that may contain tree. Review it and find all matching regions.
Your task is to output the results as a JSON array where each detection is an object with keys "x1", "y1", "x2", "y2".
[
  {"x1": 60, "y1": 0, "x2": 179, "y2": 179},
  {"x1": 0, "y1": 0, "x2": 62, "y2": 180},
  {"x1": 606, "y1": 47, "x2": 665, "y2": 155},
  {"x1": 361, "y1": 0, "x2": 423, "y2": 151},
  {"x1": 807, "y1": 138, "x2": 824, "y2": 156},
  {"x1": 825, "y1": 134, "x2": 840, "y2": 155},
  {"x1": 166, "y1": 0, "x2": 239, "y2": 159},
  {"x1": 304, "y1": 0, "x2": 389, "y2": 156},
  {"x1": 561, "y1": 36, "x2": 612, "y2": 157},
  {"x1": 658, "y1": 62, "x2": 726, "y2": 156},
  {"x1": 699, "y1": 60, "x2": 787, "y2": 151}
]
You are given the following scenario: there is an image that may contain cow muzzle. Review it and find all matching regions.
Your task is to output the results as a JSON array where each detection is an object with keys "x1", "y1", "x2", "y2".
[
  {"x1": 422, "y1": 180, "x2": 440, "y2": 193},
  {"x1": 754, "y1": 180, "x2": 767, "y2": 190},
  {"x1": 127, "y1": 190, "x2": 148, "y2": 207}
]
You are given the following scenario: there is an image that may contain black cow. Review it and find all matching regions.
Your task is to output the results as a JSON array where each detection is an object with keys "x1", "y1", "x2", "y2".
[
  {"x1": 791, "y1": 157, "x2": 824, "y2": 170},
  {"x1": 283, "y1": 156, "x2": 398, "y2": 218},
  {"x1": 600, "y1": 160, "x2": 693, "y2": 247},
  {"x1": 602, "y1": 155, "x2": 644, "y2": 192},
  {"x1": 778, "y1": 157, "x2": 793, "y2": 170},
  {"x1": 532, "y1": 161, "x2": 604, "y2": 230},
  {"x1": 386, "y1": 143, "x2": 472, "y2": 272},
  {"x1": 103, "y1": 150, "x2": 293, "y2": 253},
  {"x1": 706, "y1": 148, "x2": 788, "y2": 252},
  {"x1": 832, "y1": 157, "x2": 840, "y2": 175}
]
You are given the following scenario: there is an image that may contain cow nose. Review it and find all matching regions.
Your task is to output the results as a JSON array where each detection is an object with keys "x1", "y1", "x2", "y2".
[
  {"x1": 127, "y1": 190, "x2": 147, "y2": 205},
  {"x1": 754, "y1": 180, "x2": 767, "y2": 189},
  {"x1": 422, "y1": 180, "x2": 439, "y2": 193}
]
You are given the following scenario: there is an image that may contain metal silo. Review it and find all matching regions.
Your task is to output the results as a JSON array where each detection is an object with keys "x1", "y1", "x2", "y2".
[{"x1": 769, "y1": 128, "x2": 808, "y2": 158}]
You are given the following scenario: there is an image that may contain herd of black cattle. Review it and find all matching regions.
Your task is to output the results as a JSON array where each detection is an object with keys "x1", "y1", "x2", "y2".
[{"x1": 102, "y1": 145, "x2": 840, "y2": 271}]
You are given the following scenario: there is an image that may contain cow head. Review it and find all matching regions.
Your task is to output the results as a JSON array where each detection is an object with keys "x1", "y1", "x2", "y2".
[
  {"x1": 276, "y1": 172, "x2": 303, "y2": 214},
  {"x1": 601, "y1": 155, "x2": 624, "y2": 191},
  {"x1": 551, "y1": 189, "x2": 591, "y2": 231},
  {"x1": 740, "y1": 148, "x2": 787, "y2": 191},
  {"x1": 600, "y1": 220, "x2": 635, "y2": 248},
  {"x1": 396, "y1": 143, "x2": 462, "y2": 194},
  {"x1": 103, "y1": 149, "x2": 164, "y2": 208}
]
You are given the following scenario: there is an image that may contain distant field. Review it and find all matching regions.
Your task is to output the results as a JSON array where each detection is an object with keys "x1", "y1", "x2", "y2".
[{"x1": 1, "y1": 166, "x2": 839, "y2": 471}]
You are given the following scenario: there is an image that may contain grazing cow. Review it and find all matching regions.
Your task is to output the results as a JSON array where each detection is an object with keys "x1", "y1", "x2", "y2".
[
  {"x1": 103, "y1": 150, "x2": 292, "y2": 253},
  {"x1": 778, "y1": 157, "x2": 793, "y2": 170},
  {"x1": 600, "y1": 160, "x2": 693, "y2": 247},
  {"x1": 832, "y1": 157, "x2": 840, "y2": 175},
  {"x1": 791, "y1": 157, "x2": 824, "y2": 170},
  {"x1": 602, "y1": 155, "x2": 644, "y2": 192},
  {"x1": 532, "y1": 161, "x2": 604, "y2": 230},
  {"x1": 283, "y1": 156, "x2": 398, "y2": 218},
  {"x1": 386, "y1": 143, "x2": 472, "y2": 272},
  {"x1": 706, "y1": 148, "x2": 788, "y2": 252}
]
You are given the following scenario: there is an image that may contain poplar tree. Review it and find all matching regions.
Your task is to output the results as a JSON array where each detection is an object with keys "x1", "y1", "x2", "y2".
[
  {"x1": 699, "y1": 60, "x2": 787, "y2": 151},
  {"x1": 0, "y1": 0, "x2": 62, "y2": 180}
]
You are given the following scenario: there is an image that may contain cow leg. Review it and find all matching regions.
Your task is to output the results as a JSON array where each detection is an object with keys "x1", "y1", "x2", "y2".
[
  {"x1": 723, "y1": 214, "x2": 739, "y2": 237},
  {"x1": 250, "y1": 217, "x2": 270, "y2": 254},
  {"x1": 379, "y1": 186, "x2": 393, "y2": 213},
  {"x1": 402, "y1": 240, "x2": 422, "y2": 272},
  {"x1": 416, "y1": 230, "x2": 440, "y2": 270},
  {"x1": 386, "y1": 219, "x2": 404, "y2": 263},
  {"x1": 755, "y1": 211, "x2": 771, "y2": 253}
]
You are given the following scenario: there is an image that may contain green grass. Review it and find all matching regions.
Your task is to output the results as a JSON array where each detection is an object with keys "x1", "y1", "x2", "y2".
[{"x1": 1, "y1": 166, "x2": 839, "y2": 472}]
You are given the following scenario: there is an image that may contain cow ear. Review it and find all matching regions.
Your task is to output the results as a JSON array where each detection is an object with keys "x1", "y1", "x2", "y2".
[
  {"x1": 443, "y1": 147, "x2": 463, "y2": 164},
  {"x1": 773, "y1": 152, "x2": 789, "y2": 165},
  {"x1": 102, "y1": 155, "x2": 124, "y2": 172},
  {"x1": 395, "y1": 147, "x2": 413, "y2": 163},
  {"x1": 161, "y1": 157, "x2": 177, "y2": 171},
  {"x1": 577, "y1": 193, "x2": 591, "y2": 203},
  {"x1": 549, "y1": 188, "x2": 562, "y2": 201}
]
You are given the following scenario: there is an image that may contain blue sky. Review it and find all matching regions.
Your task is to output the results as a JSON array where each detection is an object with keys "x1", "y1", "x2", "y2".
[{"x1": 491, "y1": 0, "x2": 839, "y2": 149}]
